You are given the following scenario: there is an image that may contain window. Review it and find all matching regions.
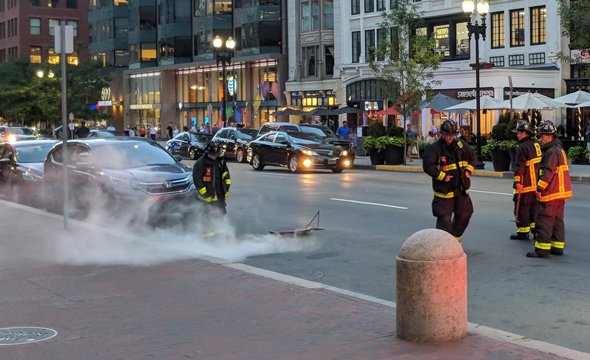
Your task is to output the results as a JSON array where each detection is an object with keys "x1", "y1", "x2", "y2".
[
  {"x1": 530, "y1": 6, "x2": 546, "y2": 45},
  {"x1": 301, "y1": 2, "x2": 309, "y2": 32},
  {"x1": 67, "y1": 52, "x2": 78, "y2": 65},
  {"x1": 508, "y1": 54, "x2": 525, "y2": 66},
  {"x1": 66, "y1": 20, "x2": 78, "y2": 36},
  {"x1": 30, "y1": 0, "x2": 40, "y2": 6},
  {"x1": 510, "y1": 9, "x2": 525, "y2": 47},
  {"x1": 455, "y1": 22, "x2": 469, "y2": 56},
  {"x1": 311, "y1": 0, "x2": 319, "y2": 31},
  {"x1": 30, "y1": 46, "x2": 42, "y2": 63},
  {"x1": 0, "y1": 22, "x2": 4, "y2": 39},
  {"x1": 491, "y1": 12, "x2": 504, "y2": 48},
  {"x1": 351, "y1": 0, "x2": 360, "y2": 15},
  {"x1": 352, "y1": 31, "x2": 360, "y2": 63},
  {"x1": 48, "y1": 47, "x2": 60, "y2": 64},
  {"x1": 489, "y1": 55, "x2": 504, "y2": 67},
  {"x1": 323, "y1": 0, "x2": 333, "y2": 30},
  {"x1": 49, "y1": 0, "x2": 59, "y2": 8},
  {"x1": 141, "y1": 43, "x2": 157, "y2": 62},
  {"x1": 300, "y1": 1, "x2": 319, "y2": 32},
  {"x1": 325, "y1": 45, "x2": 334, "y2": 76},
  {"x1": 30, "y1": 18, "x2": 41, "y2": 35},
  {"x1": 433, "y1": 24, "x2": 450, "y2": 57},
  {"x1": 49, "y1": 19, "x2": 59, "y2": 36},
  {"x1": 529, "y1": 52, "x2": 545, "y2": 65},
  {"x1": 376, "y1": 28, "x2": 386, "y2": 61},
  {"x1": 365, "y1": 29, "x2": 375, "y2": 62},
  {"x1": 390, "y1": 27, "x2": 399, "y2": 60},
  {"x1": 365, "y1": 0, "x2": 374, "y2": 13},
  {"x1": 302, "y1": 46, "x2": 318, "y2": 77},
  {"x1": 66, "y1": 0, "x2": 76, "y2": 8},
  {"x1": 377, "y1": 0, "x2": 385, "y2": 11}
]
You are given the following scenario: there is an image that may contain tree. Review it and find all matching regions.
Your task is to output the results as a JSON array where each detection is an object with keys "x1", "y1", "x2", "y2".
[
  {"x1": 558, "y1": 0, "x2": 590, "y2": 64},
  {"x1": 369, "y1": 0, "x2": 442, "y2": 163}
]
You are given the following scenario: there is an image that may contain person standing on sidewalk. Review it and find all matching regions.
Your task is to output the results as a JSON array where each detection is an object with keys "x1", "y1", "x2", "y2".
[
  {"x1": 526, "y1": 121, "x2": 572, "y2": 258},
  {"x1": 193, "y1": 142, "x2": 231, "y2": 216},
  {"x1": 336, "y1": 121, "x2": 350, "y2": 140},
  {"x1": 510, "y1": 120, "x2": 542, "y2": 240},
  {"x1": 422, "y1": 120, "x2": 477, "y2": 243}
]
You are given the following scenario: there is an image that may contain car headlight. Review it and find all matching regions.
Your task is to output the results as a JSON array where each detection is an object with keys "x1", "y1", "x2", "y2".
[
  {"x1": 302, "y1": 149, "x2": 319, "y2": 156},
  {"x1": 22, "y1": 171, "x2": 42, "y2": 181},
  {"x1": 341, "y1": 150, "x2": 348, "y2": 157},
  {"x1": 7, "y1": 134, "x2": 17, "y2": 143}
]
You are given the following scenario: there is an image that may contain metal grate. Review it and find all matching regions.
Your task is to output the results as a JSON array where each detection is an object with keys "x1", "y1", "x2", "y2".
[{"x1": 0, "y1": 327, "x2": 57, "y2": 346}]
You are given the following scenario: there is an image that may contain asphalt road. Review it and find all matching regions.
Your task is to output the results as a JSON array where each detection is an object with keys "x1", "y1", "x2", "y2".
[{"x1": 217, "y1": 160, "x2": 590, "y2": 353}]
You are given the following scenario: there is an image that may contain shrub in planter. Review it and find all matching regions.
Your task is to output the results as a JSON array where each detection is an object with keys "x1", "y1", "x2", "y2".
[
  {"x1": 386, "y1": 126, "x2": 404, "y2": 138},
  {"x1": 568, "y1": 145, "x2": 589, "y2": 164},
  {"x1": 383, "y1": 136, "x2": 405, "y2": 165},
  {"x1": 362, "y1": 136, "x2": 386, "y2": 165},
  {"x1": 367, "y1": 122, "x2": 386, "y2": 137}
]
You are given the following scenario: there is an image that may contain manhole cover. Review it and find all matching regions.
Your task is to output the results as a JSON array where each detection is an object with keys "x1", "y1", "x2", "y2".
[{"x1": 0, "y1": 327, "x2": 57, "y2": 346}]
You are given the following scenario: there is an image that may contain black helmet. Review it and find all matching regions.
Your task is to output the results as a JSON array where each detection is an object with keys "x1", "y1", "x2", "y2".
[
  {"x1": 537, "y1": 120, "x2": 557, "y2": 135},
  {"x1": 206, "y1": 141, "x2": 220, "y2": 153},
  {"x1": 439, "y1": 120, "x2": 458, "y2": 135},
  {"x1": 512, "y1": 120, "x2": 534, "y2": 134}
]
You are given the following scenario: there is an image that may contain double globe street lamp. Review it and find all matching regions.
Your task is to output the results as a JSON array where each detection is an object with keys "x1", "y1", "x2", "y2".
[
  {"x1": 463, "y1": 0, "x2": 489, "y2": 167},
  {"x1": 212, "y1": 35, "x2": 236, "y2": 127}
]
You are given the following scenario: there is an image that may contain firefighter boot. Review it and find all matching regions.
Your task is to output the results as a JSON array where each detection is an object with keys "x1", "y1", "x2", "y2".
[
  {"x1": 510, "y1": 232, "x2": 529, "y2": 240},
  {"x1": 526, "y1": 251, "x2": 549, "y2": 258}
]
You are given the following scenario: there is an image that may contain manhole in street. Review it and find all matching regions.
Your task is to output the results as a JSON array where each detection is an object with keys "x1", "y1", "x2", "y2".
[{"x1": 0, "y1": 327, "x2": 57, "y2": 346}]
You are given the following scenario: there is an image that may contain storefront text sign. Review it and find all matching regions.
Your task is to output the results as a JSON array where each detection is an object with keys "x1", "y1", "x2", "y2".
[
  {"x1": 503, "y1": 87, "x2": 555, "y2": 100},
  {"x1": 440, "y1": 88, "x2": 494, "y2": 100}
]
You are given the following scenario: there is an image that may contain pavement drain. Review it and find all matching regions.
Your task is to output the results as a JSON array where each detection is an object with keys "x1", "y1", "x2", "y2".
[{"x1": 0, "y1": 327, "x2": 58, "y2": 346}]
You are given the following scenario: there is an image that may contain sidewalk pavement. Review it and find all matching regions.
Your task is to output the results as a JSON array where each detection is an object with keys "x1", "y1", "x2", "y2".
[
  {"x1": 353, "y1": 156, "x2": 590, "y2": 183},
  {"x1": 1, "y1": 200, "x2": 588, "y2": 359}
]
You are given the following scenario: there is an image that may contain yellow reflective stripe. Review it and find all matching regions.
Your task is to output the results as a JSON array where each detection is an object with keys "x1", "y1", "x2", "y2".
[
  {"x1": 521, "y1": 185, "x2": 536, "y2": 193},
  {"x1": 225, "y1": 191, "x2": 229, "y2": 199},
  {"x1": 455, "y1": 236, "x2": 462, "y2": 243},
  {"x1": 514, "y1": 176, "x2": 521, "y2": 182},
  {"x1": 434, "y1": 191, "x2": 454, "y2": 199},
  {"x1": 457, "y1": 141, "x2": 463, "y2": 148},
  {"x1": 539, "y1": 169, "x2": 544, "y2": 176},
  {"x1": 538, "y1": 191, "x2": 572, "y2": 202},
  {"x1": 198, "y1": 187, "x2": 207, "y2": 195},
  {"x1": 551, "y1": 241, "x2": 565, "y2": 249},
  {"x1": 222, "y1": 171, "x2": 229, "y2": 179},
  {"x1": 535, "y1": 241, "x2": 551, "y2": 250},
  {"x1": 517, "y1": 227, "x2": 530, "y2": 233},
  {"x1": 534, "y1": 143, "x2": 542, "y2": 156},
  {"x1": 465, "y1": 165, "x2": 474, "y2": 172},
  {"x1": 530, "y1": 222, "x2": 536, "y2": 229},
  {"x1": 524, "y1": 157, "x2": 541, "y2": 166},
  {"x1": 436, "y1": 171, "x2": 446, "y2": 181},
  {"x1": 225, "y1": 179, "x2": 232, "y2": 185},
  {"x1": 538, "y1": 180, "x2": 549, "y2": 189},
  {"x1": 447, "y1": 163, "x2": 458, "y2": 170},
  {"x1": 198, "y1": 194, "x2": 213, "y2": 202}
]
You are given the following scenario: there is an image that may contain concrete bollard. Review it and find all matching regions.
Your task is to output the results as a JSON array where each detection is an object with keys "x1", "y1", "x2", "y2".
[{"x1": 396, "y1": 229, "x2": 467, "y2": 343}]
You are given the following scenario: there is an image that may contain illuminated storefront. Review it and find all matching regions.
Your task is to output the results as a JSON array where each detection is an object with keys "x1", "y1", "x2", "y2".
[{"x1": 128, "y1": 72, "x2": 161, "y2": 128}]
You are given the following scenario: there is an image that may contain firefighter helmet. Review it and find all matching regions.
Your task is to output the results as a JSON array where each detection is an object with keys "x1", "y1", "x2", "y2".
[
  {"x1": 512, "y1": 120, "x2": 535, "y2": 134},
  {"x1": 439, "y1": 120, "x2": 458, "y2": 135},
  {"x1": 206, "y1": 141, "x2": 220, "y2": 154},
  {"x1": 537, "y1": 120, "x2": 557, "y2": 135}
]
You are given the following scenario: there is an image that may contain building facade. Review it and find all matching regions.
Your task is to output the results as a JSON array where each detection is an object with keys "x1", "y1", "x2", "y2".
[{"x1": 0, "y1": 0, "x2": 89, "y2": 65}]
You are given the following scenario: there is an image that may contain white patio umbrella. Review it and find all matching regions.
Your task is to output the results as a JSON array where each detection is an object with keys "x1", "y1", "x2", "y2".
[
  {"x1": 499, "y1": 92, "x2": 571, "y2": 110},
  {"x1": 554, "y1": 90, "x2": 590, "y2": 105},
  {"x1": 576, "y1": 100, "x2": 590, "y2": 108},
  {"x1": 443, "y1": 95, "x2": 505, "y2": 111}
]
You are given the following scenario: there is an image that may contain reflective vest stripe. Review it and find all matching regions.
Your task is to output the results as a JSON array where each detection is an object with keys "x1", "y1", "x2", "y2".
[
  {"x1": 436, "y1": 171, "x2": 446, "y2": 181},
  {"x1": 551, "y1": 241, "x2": 565, "y2": 249},
  {"x1": 517, "y1": 226, "x2": 531, "y2": 233},
  {"x1": 535, "y1": 241, "x2": 551, "y2": 250},
  {"x1": 538, "y1": 180, "x2": 549, "y2": 189},
  {"x1": 537, "y1": 191, "x2": 572, "y2": 202},
  {"x1": 198, "y1": 187, "x2": 207, "y2": 195},
  {"x1": 434, "y1": 191, "x2": 454, "y2": 199}
]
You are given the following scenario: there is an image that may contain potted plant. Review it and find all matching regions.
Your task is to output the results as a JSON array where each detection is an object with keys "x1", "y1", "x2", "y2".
[
  {"x1": 383, "y1": 136, "x2": 405, "y2": 165},
  {"x1": 487, "y1": 121, "x2": 511, "y2": 171},
  {"x1": 362, "y1": 136, "x2": 386, "y2": 165},
  {"x1": 568, "y1": 145, "x2": 589, "y2": 164}
]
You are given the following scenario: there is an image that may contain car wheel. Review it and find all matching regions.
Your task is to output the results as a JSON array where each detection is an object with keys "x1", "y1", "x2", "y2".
[
  {"x1": 289, "y1": 156, "x2": 300, "y2": 173},
  {"x1": 331, "y1": 167, "x2": 344, "y2": 173},
  {"x1": 252, "y1": 154, "x2": 264, "y2": 171},
  {"x1": 190, "y1": 147, "x2": 198, "y2": 160},
  {"x1": 236, "y1": 148, "x2": 245, "y2": 163}
]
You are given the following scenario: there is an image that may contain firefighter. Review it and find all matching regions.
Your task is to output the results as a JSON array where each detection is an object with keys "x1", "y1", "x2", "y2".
[
  {"x1": 423, "y1": 120, "x2": 477, "y2": 242},
  {"x1": 510, "y1": 120, "x2": 542, "y2": 240},
  {"x1": 526, "y1": 120, "x2": 572, "y2": 258},
  {"x1": 193, "y1": 141, "x2": 231, "y2": 215}
]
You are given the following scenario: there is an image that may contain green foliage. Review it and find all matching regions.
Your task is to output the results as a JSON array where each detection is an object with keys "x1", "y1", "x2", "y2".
[
  {"x1": 367, "y1": 122, "x2": 386, "y2": 137},
  {"x1": 389, "y1": 136, "x2": 406, "y2": 148},
  {"x1": 362, "y1": 136, "x2": 384, "y2": 153},
  {"x1": 362, "y1": 135, "x2": 405, "y2": 152},
  {"x1": 559, "y1": 0, "x2": 590, "y2": 51},
  {"x1": 567, "y1": 145, "x2": 588, "y2": 162},
  {"x1": 368, "y1": 0, "x2": 442, "y2": 117},
  {"x1": 386, "y1": 125, "x2": 404, "y2": 137},
  {"x1": 505, "y1": 117, "x2": 519, "y2": 140},
  {"x1": 490, "y1": 123, "x2": 510, "y2": 140},
  {"x1": 481, "y1": 138, "x2": 517, "y2": 157}
]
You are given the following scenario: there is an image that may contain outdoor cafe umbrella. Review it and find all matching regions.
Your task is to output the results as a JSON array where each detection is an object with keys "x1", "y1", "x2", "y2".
[
  {"x1": 443, "y1": 95, "x2": 505, "y2": 111},
  {"x1": 554, "y1": 90, "x2": 590, "y2": 105},
  {"x1": 273, "y1": 108, "x2": 308, "y2": 116},
  {"x1": 333, "y1": 106, "x2": 366, "y2": 115},
  {"x1": 499, "y1": 92, "x2": 571, "y2": 110},
  {"x1": 420, "y1": 93, "x2": 463, "y2": 111},
  {"x1": 305, "y1": 108, "x2": 337, "y2": 116},
  {"x1": 373, "y1": 107, "x2": 400, "y2": 116}
]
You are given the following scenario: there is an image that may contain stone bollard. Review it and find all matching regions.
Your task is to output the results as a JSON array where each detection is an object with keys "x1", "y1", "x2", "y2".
[{"x1": 396, "y1": 229, "x2": 467, "y2": 343}]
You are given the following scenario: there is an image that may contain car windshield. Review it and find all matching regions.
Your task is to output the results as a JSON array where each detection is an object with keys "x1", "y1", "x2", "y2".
[
  {"x1": 7, "y1": 127, "x2": 33, "y2": 135},
  {"x1": 91, "y1": 142, "x2": 176, "y2": 170},
  {"x1": 237, "y1": 129, "x2": 258, "y2": 140},
  {"x1": 288, "y1": 132, "x2": 326, "y2": 145},
  {"x1": 298, "y1": 125, "x2": 335, "y2": 138},
  {"x1": 15, "y1": 143, "x2": 56, "y2": 163}
]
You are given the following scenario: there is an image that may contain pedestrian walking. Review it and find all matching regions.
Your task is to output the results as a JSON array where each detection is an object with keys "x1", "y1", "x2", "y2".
[
  {"x1": 74, "y1": 121, "x2": 90, "y2": 138},
  {"x1": 149, "y1": 125, "x2": 157, "y2": 140},
  {"x1": 167, "y1": 122, "x2": 173, "y2": 139},
  {"x1": 526, "y1": 120, "x2": 572, "y2": 258},
  {"x1": 336, "y1": 121, "x2": 350, "y2": 140},
  {"x1": 422, "y1": 120, "x2": 477, "y2": 243},
  {"x1": 193, "y1": 142, "x2": 231, "y2": 216},
  {"x1": 510, "y1": 120, "x2": 542, "y2": 240}
]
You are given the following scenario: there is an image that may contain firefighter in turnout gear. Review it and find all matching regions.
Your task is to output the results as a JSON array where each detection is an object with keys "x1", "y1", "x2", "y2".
[
  {"x1": 526, "y1": 120, "x2": 572, "y2": 258},
  {"x1": 510, "y1": 120, "x2": 542, "y2": 240},
  {"x1": 423, "y1": 120, "x2": 477, "y2": 242},
  {"x1": 193, "y1": 141, "x2": 231, "y2": 215}
]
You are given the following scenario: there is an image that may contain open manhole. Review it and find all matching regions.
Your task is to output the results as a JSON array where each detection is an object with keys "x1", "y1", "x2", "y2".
[{"x1": 0, "y1": 327, "x2": 57, "y2": 346}]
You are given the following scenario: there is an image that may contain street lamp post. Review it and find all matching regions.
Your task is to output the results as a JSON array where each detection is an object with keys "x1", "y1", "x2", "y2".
[
  {"x1": 212, "y1": 35, "x2": 236, "y2": 127},
  {"x1": 463, "y1": 0, "x2": 488, "y2": 168}
]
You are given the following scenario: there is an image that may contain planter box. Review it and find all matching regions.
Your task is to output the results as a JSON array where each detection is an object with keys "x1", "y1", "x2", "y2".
[
  {"x1": 571, "y1": 157, "x2": 589, "y2": 165},
  {"x1": 491, "y1": 148, "x2": 510, "y2": 171},
  {"x1": 384, "y1": 145, "x2": 404, "y2": 165},
  {"x1": 369, "y1": 151, "x2": 385, "y2": 165}
]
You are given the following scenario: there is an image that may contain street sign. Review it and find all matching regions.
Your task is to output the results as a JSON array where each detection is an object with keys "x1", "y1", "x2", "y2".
[{"x1": 54, "y1": 25, "x2": 74, "y2": 54}]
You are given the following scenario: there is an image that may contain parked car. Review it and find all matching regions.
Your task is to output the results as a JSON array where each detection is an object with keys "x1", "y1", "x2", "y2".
[
  {"x1": 257, "y1": 122, "x2": 354, "y2": 162},
  {"x1": 212, "y1": 127, "x2": 259, "y2": 162},
  {"x1": 0, "y1": 139, "x2": 58, "y2": 206},
  {"x1": 247, "y1": 131, "x2": 352, "y2": 173},
  {"x1": 166, "y1": 131, "x2": 213, "y2": 159},
  {"x1": 43, "y1": 138, "x2": 195, "y2": 226},
  {"x1": 0, "y1": 126, "x2": 40, "y2": 142},
  {"x1": 88, "y1": 129, "x2": 118, "y2": 138}
]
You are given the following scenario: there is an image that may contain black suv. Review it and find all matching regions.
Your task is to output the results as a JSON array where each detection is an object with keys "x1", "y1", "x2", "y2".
[{"x1": 257, "y1": 122, "x2": 354, "y2": 160}]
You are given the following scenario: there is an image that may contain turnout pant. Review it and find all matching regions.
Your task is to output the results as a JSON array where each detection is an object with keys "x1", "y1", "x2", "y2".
[
  {"x1": 514, "y1": 191, "x2": 537, "y2": 235},
  {"x1": 533, "y1": 200, "x2": 565, "y2": 255},
  {"x1": 431, "y1": 190, "x2": 474, "y2": 241}
]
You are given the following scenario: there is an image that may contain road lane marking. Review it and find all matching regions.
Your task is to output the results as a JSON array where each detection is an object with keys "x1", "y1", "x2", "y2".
[
  {"x1": 330, "y1": 198, "x2": 408, "y2": 210},
  {"x1": 470, "y1": 190, "x2": 513, "y2": 196}
]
